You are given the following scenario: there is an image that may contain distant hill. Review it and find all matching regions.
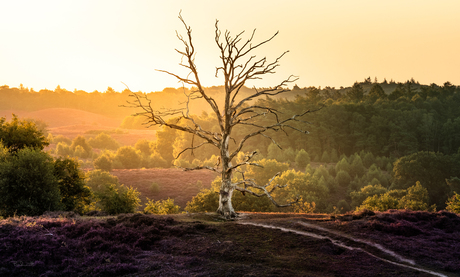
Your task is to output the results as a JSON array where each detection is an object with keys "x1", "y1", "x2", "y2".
[{"x1": 0, "y1": 108, "x2": 120, "y2": 128}]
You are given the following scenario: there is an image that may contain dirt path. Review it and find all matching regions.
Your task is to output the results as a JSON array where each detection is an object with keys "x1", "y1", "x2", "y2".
[{"x1": 238, "y1": 220, "x2": 449, "y2": 277}]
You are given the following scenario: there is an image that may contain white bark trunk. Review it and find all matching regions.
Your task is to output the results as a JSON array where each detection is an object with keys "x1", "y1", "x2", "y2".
[
  {"x1": 217, "y1": 134, "x2": 237, "y2": 218},
  {"x1": 216, "y1": 180, "x2": 236, "y2": 218}
]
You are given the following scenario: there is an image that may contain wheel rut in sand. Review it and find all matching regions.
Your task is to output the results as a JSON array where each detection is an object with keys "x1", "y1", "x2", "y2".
[{"x1": 238, "y1": 220, "x2": 449, "y2": 277}]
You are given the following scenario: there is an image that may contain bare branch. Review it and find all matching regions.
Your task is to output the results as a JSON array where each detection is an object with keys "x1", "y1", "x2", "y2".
[
  {"x1": 233, "y1": 173, "x2": 299, "y2": 207},
  {"x1": 181, "y1": 165, "x2": 221, "y2": 174},
  {"x1": 124, "y1": 13, "x2": 319, "y2": 218}
]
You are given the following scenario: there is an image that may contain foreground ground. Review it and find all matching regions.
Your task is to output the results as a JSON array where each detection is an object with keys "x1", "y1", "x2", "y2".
[{"x1": 0, "y1": 210, "x2": 458, "y2": 277}]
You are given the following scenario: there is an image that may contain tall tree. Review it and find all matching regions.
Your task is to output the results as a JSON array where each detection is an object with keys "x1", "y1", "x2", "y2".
[
  {"x1": 126, "y1": 14, "x2": 318, "y2": 218},
  {"x1": 346, "y1": 82, "x2": 364, "y2": 101}
]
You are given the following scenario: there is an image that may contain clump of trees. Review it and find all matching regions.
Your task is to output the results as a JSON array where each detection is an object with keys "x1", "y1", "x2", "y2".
[
  {"x1": 0, "y1": 116, "x2": 147, "y2": 218},
  {"x1": 0, "y1": 116, "x2": 91, "y2": 217}
]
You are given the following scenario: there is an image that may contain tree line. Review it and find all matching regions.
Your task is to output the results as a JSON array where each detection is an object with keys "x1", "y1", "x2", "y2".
[{"x1": 2, "y1": 78, "x2": 460, "y2": 216}]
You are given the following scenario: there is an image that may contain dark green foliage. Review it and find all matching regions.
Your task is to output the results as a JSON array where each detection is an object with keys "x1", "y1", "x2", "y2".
[
  {"x1": 336, "y1": 199, "x2": 351, "y2": 212},
  {"x1": 86, "y1": 170, "x2": 140, "y2": 214},
  {"x1": 321, "y1": 150, "x2": 330, "y2": 163},
  {"x1": 349, "y1": 155, "x2": 366, "y2": 178},
  {"x1": 391, "y1": 151, "x2": 460, "y2": 209},
  {"x1": 0, "y1": 147, "x2": 62, "y2": 217},
  {"x1": 330, "y1": 148, "x2": 339, "y2": 162},
  {"x1": 346, "y1": 82, "x2": 364, "y2": 101},
  {"x1": 350, "y1": 184, "x2": 388, "y2": 208},
  {"x1": 336, "y1": 170, "x2": 351, "y2": 187},
  {"x1": 54, "y1": 157, "x2": 92, "y2": 214},
  {"x1": 362, "y1": 152, "x2": 375, "y2": 168},
  {"x1": 335, "y1": 157, "x2": 350, "y2": 173},
  {"x1": 95, "y1": 184, "x2": 140, "y2": 214},
  {"x1": 367, "y1": 83, "x2": 386, "y2": 101},
  {"x1": 0, "y1": 115, "x2": 49, "y2": 152}
]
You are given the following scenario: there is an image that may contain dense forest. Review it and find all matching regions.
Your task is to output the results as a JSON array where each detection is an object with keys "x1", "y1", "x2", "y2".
[{"x1": 1, "y1": 78, "x2": 460, "y2": 216}]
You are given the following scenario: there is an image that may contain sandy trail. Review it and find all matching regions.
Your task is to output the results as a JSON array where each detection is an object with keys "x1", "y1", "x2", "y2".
[{"x1": 238, "y1": 221, "x2": 448, "y2": 277}]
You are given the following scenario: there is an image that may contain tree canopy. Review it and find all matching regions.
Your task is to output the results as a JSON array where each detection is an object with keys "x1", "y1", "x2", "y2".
[{"x1": 0, "y1": 115, "x2": 49, "y2": 152}]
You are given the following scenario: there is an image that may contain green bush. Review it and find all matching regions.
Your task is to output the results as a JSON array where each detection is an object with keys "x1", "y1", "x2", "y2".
[
  {"x1": 446, "y1": 192, "x2": 460, "y2": 213},
  {"x1": 356, "y1": 183, "x2": 433, "y2": 212},
  {"x1": 115, "y1": 146, "x2": 141, "y2": 169},
  {"x1": 0, "y1": 146, "x2": 62, "y2": 217},
  {"x1": 0, "y1": 115, "x2": 49, "y2": 152},
  {"x1": 185, "y1": 188, "x2": 219, "y2": 213},
  {"x1": 144, "y1": 198, "x2": 180, "y2": 214},
  {"x1": 398, "y1": 182, "x2": 431, "y2": 211},
  {"x1": 350, "y1": 184, "x2": 388, "y2": 208},
  {"x1": 150, "y1": 182, "x2": 161, "y2": 194},
  {"x1": 357, "y1": 193, "x2": 399, "y2": 212},
  {"x1": 70, "y1": 136, "x2": 92, "y2": 158},
  {"x1": 85, "y1": 170, "x2": 141, "y2": 214},
  {"x1": 93, "y1": 154, "x2": 113, "y2": 172},
  {"x1": 336, "y1": 199, "x2": 351, "y2": 213},
  {"x1": 54, "y1": 157, "x2": 91, "y2": 214},
  {"x1": 88, "y1": 132, "x2": 119, "y2": 150},
  {"x1": 95, "y1": 183, "x2": 141, "y2": 214},
  {"x1": 56, "y1": 142, "x2": 73, "y2": 157}
]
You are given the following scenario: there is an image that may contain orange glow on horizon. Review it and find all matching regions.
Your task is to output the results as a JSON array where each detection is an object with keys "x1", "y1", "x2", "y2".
[{"x1": 1, "y1": 0, "x2": 459, "y2": 93}]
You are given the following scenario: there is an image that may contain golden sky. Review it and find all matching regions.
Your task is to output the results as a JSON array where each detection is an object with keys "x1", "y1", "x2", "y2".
[{"x1": 1, "y1": 0, "x2": 459, "y2": 93}]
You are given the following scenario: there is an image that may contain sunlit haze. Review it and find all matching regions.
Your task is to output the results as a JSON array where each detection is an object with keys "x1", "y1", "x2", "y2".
[{"x1": 1, "y1": 0, "x2": 459, "y2": 93}]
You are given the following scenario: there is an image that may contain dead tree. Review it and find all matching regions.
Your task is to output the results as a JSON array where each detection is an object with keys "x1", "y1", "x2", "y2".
[{"x1": 125, "y1": 14, "x2": 317, "y2": 218}]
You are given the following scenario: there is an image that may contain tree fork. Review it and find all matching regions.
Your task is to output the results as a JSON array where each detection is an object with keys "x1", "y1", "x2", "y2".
[{"x1": 125, "y1": 13, "x2": 318, "y2": 219}]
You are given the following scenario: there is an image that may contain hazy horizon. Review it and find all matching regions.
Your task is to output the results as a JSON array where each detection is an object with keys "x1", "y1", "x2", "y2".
[{"x1": 1, "y1": 0, "x2": 459, "y2": 93}]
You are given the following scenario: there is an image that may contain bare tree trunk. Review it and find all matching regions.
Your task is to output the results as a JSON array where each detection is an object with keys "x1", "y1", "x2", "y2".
[
  {"x1": 217, "y1": 177, "x2": 236, "y2": 218},
  {"x1": 217, "y1": 134, "x2": 237, "y2": 218},
  {"x1": 124, "y1": 13, "x2": 318, "y2": 219}
]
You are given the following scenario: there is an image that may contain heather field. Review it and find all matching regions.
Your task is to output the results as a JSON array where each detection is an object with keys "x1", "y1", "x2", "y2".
[
  {"x1": 111, "y1": 169, "x2": 217, "y2": 210},
  {"x1": 0, "y1": 210, "x2": 458, "y2": 277}
]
